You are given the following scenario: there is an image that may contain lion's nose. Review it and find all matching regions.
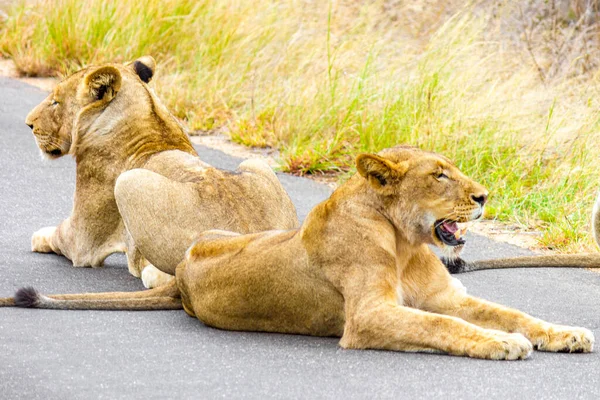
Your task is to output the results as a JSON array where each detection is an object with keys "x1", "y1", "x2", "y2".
[
  {"x1": 26, "y1": 123, "x2": 33, "y2": 130},
  {"x1": 471, "y1": 193, "x2": 488, "y2": 206}
]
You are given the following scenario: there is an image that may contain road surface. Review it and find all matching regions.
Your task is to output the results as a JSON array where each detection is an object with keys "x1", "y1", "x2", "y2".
[{"x1": 0, "y1": 77, "x2": 598, "y2": 399}]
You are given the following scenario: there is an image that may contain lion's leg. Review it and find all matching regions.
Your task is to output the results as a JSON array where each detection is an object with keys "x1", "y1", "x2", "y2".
[
  {"x1": 335, "y1": 258, "x2": 532, "y2": 360},
  {"x1": 32, "y1": 183, "x2": 125, "y2": 267},
  {"x1": 124, "y1": 228, "x2": 174, "y2": 288},
  {"x1": 341, "y1": 299, "x2": 532, "y2": 360},
  {"x1": 417, "y1": 257, "x2": 593, "y2": 352},
  {"x1": 424, "y1": 287, "x2": 594, "y2": 353},
  {"x1": 31, "y1": 226, "x2": 59, "y2": 254},
  {"x1": 404, "y1": 251, "x2": 594, "y2": 353},
  {"x1": 125, "y1": 229, "x2": 147, "y2": 278},
  {"x1": 115, "y1": 169, "x2": 207, "y2": 276},
  {"x1": 32, "y1": 223, "x2": 124, "y2": 267},
  {"x1": 31, "y1": 219, "x2": 77, "y2": 260}
]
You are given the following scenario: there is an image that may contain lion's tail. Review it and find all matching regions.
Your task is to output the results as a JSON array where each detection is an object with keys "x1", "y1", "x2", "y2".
[
  {"x1": 0, "y1": 297, "x2": 15, "y2": 306},
  {"x1": 1, "y1": 280, "x2": 182, "y2": 310},
  {"x1": 443, "y1": 254, "x2": 600, "y2": 273}
]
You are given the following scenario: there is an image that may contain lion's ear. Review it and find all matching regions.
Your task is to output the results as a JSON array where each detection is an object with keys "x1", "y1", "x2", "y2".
[
  {"x1": 81, "y1": 66, "x2": 122, "y2": 103},
  {"x1": 132, "y1": 56, "x2": 156, "y2": 83},
  {"x1": 356, "y1": 154, "x2": 407, "y2": 189}
]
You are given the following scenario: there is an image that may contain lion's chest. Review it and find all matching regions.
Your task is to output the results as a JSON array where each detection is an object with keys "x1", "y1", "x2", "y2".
[{"x1": 396, "y1": 285, "x2": 405, "y2": 306}]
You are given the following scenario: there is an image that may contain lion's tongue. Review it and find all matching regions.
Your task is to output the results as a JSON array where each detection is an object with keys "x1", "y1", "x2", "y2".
[{"x1": 442, "y1": 221, "x2": 458, "y2": 234}]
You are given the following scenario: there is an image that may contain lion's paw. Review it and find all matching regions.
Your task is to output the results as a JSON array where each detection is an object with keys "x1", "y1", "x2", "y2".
[
  {"x1": 470, "y1": 332, "x2": 533, "y2": 360},
  {"x1": 531, "y1": 326, "x2": 594, "y2": 353},
  {"x1": 141, "y1": 265, "x2": 175, "y2": 289},
  {"x1": 31, "y1": 226, "x2": 56, "y2": 253}
]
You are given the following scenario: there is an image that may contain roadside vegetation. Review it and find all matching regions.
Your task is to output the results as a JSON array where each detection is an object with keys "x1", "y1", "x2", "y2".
[{"x1": 1, "y1": 0, "x2": 599, "y2": 252}]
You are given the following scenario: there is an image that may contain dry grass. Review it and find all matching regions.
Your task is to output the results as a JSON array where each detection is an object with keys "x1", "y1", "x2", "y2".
[{"x1": 1, "y1": 0, "x2": 600, "y2": 252}]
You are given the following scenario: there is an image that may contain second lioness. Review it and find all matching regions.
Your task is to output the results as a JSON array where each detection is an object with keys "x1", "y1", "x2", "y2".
[{"x1": 25, "y1": 56, "x2": 298, "y2": 285}]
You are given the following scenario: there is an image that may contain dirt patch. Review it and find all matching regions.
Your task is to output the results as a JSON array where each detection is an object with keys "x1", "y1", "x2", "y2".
[
  {"x1": 191, "y1": 133, "x2": 340, "y2": 190},
  {"x1": 0, "y1": 56, "x2": 57, "y2": 91},
  {"x1": 192, "y1": 133, "x2": 279, "y2": 168}
]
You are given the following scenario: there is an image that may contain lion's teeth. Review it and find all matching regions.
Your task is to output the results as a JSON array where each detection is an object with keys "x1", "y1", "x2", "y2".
[{"x1": 454, "y1": 226, "x2": 468, "y2": 240}]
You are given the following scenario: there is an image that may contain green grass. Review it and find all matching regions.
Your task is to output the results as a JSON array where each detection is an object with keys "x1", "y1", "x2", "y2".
[{"x1": 1, "y1": 0, "x2": 599, "y2": 252}]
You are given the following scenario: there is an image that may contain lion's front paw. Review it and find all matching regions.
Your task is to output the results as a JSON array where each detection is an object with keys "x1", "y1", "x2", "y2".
[
  {"x1": 531, "y1": 326, "x2": 594, "y2": 353},
  {"x1": 141, "y1": 265, "x2": 175, "y2": 289},
  {"x1": 31, "y1": 226, "x2": 57, "y2": 253},
  {"x1": 469, "y1": 331, "x2": 533, "y2": 360}
]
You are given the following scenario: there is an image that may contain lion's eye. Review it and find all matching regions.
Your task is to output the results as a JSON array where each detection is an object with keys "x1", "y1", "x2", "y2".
[
  {"x1": 51, "y1": 100, "x2": 59, "y2": 106},
  {"x1": 436, "y1": 172, "x2": 448, "y2": 180}
]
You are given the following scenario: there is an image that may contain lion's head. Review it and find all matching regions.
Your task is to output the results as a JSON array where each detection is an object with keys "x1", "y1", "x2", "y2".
[
  {"x1": 356, "y1": 146, "x2": 488, "y2": 255},
  {"x1": 25, "y1": 56, "x2": 157, "y2": 159}
]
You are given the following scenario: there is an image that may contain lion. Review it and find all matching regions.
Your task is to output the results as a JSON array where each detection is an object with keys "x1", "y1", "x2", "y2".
[
  {"x1": 443, "y1": 192, "x2": 600, "y2": 273},
  {"x1": 2, "y1": 146, "x2": 593, "y2": 360},
  {"x1": 24, "y1": 56, "x2": 298, "y2": 287}
]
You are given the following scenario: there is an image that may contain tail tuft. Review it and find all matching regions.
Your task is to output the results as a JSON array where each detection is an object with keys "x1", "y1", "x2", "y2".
[
  {"x1": 14, "y1": 287, "x2": 42, "y2": 308},
  {"x1": 442, "y1": 257, "x2": 470, "y2": 274}
]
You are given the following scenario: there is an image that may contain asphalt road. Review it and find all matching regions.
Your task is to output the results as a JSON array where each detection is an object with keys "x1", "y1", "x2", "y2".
[{"x1": 1, "y1": 76, "x2": 599, "y2": 399}]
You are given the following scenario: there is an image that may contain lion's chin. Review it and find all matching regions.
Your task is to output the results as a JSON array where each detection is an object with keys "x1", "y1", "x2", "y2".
[
  {"x1": 431, "y1": 221, "x2": 467, "y2": 257},
  {"x1": 441, "y1": 243, "x2": 465, "y2": 259},
  {"x1": 39, "y1": 147, "x2": 64, "y2": 160},
  {"x1": 431, "y1": 233, "x2": 466, "y2": 257}
]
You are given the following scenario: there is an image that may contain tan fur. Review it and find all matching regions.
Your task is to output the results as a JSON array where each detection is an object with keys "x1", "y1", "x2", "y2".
[
  {"x1": 0, "y1": 298, "x2": 15, "y2": 306},
  {"x1": 7, "y1": 147, "x2": 593, "y2": 360},
  {"x1": 25, "y1": 57, "x2": 298, "y2": 278},
  {"x1": 116, "y1": 157, "x2": 299, "y2": 284}
]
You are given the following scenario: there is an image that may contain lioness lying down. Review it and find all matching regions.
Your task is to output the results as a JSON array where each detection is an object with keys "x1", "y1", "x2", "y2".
[
  {"x1": 24, "y1": 56, "x2": 298, "y2": 287},
  {"x1": 2, "y1": 146, "x2": 594, "y2": 360}
]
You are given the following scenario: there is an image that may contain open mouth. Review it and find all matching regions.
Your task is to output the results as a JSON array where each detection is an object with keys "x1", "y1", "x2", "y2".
[
  {"x1": 434, "y1": 220, "x2": 466, "y2": 247},
  {"x1": 47, "y1": 148, "x2": 62, "y2": 157}
]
